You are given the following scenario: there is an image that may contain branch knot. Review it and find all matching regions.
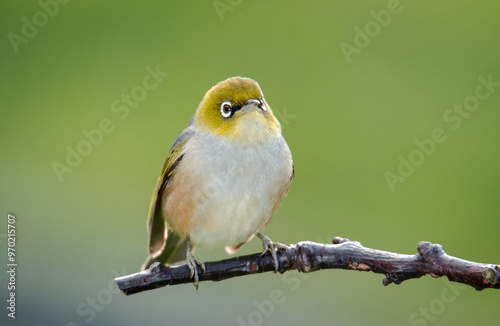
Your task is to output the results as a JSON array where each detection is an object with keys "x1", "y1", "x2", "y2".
[
  {"x1": 417, "y1": 241, "x2": 446, "y2": 263},
  {"x1": 483, "y1": 265, "x2": 500, "y2": 285}
]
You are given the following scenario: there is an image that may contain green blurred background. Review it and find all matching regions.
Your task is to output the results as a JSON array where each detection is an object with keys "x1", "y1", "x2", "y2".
[{"x1": 1, "y1": 1, "x2": 499, "y2": 325}]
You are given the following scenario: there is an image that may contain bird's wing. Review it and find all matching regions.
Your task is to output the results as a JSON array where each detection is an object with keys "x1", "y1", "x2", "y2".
[{"x1": 146, "y1": 126, "x2": 195, "y2": 260}]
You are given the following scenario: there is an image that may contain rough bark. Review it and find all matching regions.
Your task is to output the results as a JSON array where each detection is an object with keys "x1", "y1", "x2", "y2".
[{"x1": 115, "y1": 237, "x2": 500, "y2": 295}]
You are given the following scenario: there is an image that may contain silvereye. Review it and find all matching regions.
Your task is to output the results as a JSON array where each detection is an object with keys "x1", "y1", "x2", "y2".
[{"x1": 141, "y1": 77, "x2": 294, "y2": 288}]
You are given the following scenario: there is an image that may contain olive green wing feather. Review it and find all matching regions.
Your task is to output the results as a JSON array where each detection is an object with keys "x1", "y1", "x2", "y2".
[
  {"x1": 147, "y1": 138, "x2": 186, "y2": 256},
  {"x1": 142, "y1": 126, "x2": 195, "y2": 270}
]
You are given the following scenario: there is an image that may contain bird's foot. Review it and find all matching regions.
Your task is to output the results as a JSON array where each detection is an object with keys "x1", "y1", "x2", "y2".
[
  {"x1": 186, "y1": 250, "x2": 206, "y2": 290},
  {"x1": 256, "y1": 232, "x2": 289, "y2": 272}
]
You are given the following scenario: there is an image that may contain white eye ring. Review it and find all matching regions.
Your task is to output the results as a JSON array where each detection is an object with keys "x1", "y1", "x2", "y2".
[{"x1": 220, "y1": 101, "x2": 232, "y2": 118}]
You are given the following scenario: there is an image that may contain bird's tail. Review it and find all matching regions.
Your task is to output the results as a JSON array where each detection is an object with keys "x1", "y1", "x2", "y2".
[{"x1": 141, "y1": 230, "x2": 188, "y2": 271}]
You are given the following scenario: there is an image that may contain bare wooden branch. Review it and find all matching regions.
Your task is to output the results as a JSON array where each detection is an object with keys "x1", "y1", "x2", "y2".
[{"x1": 115, "y1": 237, "x2": 500, "y2": 295}]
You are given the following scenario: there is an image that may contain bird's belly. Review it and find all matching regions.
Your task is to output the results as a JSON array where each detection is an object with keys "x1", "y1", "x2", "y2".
[{"x1": 188, "y1": 185, "x2": 275, "y2": 247}]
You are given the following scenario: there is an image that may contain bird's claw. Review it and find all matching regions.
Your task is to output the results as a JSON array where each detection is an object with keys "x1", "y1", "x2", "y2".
[
  {"x1": 186, "y1": 251, "x2": 206, "y2": 290},
  {"x1": 256, "y1": 233, "x2": 289, "y2": 272}
]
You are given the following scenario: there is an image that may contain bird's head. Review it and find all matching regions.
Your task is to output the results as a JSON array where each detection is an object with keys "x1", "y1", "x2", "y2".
[{"x1": 195, "y1": 77, "x2": 281, "y2": 144}]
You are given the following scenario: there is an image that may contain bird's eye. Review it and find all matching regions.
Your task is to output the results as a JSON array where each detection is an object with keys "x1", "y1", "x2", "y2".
[{"x1": 220, "y1": 101, "x2": 232, "y2": 118}]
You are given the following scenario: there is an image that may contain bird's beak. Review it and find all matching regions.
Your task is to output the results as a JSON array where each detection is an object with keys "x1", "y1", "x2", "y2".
[{"x1": 241, "y1": 99, "x2": 266, "y2": 113}]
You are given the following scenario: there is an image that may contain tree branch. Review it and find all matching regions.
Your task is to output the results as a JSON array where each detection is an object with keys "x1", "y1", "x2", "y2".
[{"x1": 115, "y1": 237, "x2": 500, "y2": 295}]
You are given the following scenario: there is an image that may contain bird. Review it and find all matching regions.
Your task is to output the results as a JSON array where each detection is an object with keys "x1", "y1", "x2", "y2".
[{"x1": 141, "y1": 76, "x2": 294, "y2": 288}]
